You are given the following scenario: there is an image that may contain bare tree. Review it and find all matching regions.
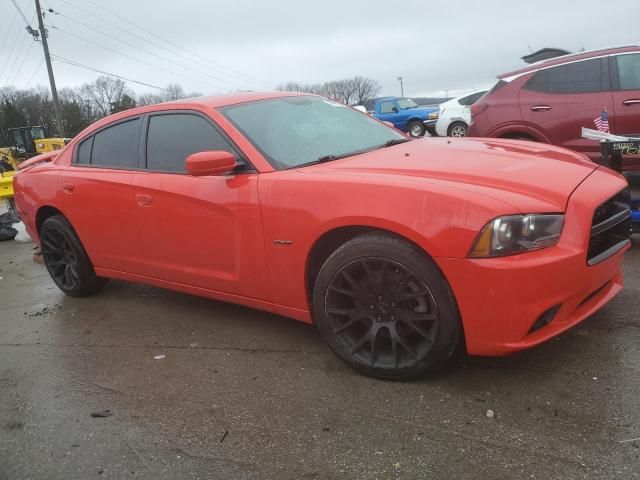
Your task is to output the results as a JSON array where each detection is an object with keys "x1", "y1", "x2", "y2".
[
  {"x1": 278, "y1": 76, "x2": 381, "y2": 105},
  {"x1": 352, "y1": 76, "x2": 381, "y2": 105},
  {"x1": 80, "y1": 76, "x2": 133, "y2": 117}
]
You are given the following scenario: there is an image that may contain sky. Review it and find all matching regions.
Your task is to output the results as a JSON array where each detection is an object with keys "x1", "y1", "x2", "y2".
[{"x1": 0, "y1": 0, "x2": 639, "y2": 100}]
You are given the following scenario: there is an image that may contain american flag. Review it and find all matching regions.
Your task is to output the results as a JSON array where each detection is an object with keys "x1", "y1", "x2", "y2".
[{"x1": 594, "y1": 110, "x2": 609, "y2": 133}]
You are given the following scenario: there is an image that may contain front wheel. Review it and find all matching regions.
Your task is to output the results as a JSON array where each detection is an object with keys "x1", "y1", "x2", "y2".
[
  {"x1": 312, "y1": 233, "x2": 462, "y2": 380},
  {"x1": 40, "y1": 215, "x2": 108, "y2": 297},
  {"x1": 407, "y1": 120, "x2": 426, "y2": 138}
]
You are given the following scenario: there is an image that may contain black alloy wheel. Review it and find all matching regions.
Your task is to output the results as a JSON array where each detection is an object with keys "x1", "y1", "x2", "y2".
[
  {"x1": 313, "y1": 233, "x2": 461, "y2": 380},
  {"x1": 41, "y1": 227, "x2": 81, "y2": 291},
  {"x1": 325, "y1": 257, "x2": 439, "y2": 370},
  {"x1": 40, "y1": 215, "x2": 108, "y2": 296}
]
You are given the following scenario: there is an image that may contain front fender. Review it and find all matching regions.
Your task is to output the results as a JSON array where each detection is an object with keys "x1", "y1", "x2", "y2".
[{"x1": 258, "y1": 171, "x2": 514, "y2": 312}]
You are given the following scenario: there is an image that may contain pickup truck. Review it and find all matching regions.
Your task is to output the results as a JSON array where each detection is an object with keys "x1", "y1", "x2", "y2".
[{"x1": 370, "y1": 97, "x2": 439, "y2": 137}]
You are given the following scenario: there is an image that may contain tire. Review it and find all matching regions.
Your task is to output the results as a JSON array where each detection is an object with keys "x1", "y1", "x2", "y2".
[
  {"x1": 447, "y1": 122, "x2": 468, "y2": 137},
  {"x1": 312, "y1": 233, "x2": 462, "y2": 380},
  {"x1": 40, "y1": 215, "x2": 108, "y2": 297},
  {"x1": 406, "y1": 120, "x2": 426, "y2": 138},
  {"x1": 425, "y1": 125, "x2": 437, "y2": 137}
]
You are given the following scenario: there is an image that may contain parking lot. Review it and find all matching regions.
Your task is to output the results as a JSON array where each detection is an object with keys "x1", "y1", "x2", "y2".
[{"x1": 0, "y1": 225, "x2": 639, "y2": 479}]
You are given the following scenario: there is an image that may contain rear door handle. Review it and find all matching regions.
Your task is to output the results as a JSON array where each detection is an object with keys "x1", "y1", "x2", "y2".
[
  {"x1": 62, "y1": 182, "x2": 74, "y2": 193},
  {"x1": 622, "y1": 99, "x2": 640, "y2": 106},
  {"x1": 136, "y1": 194, "x2": 153, "y2": 207},
  {"x1": 531, "y1": 105, "x2": 551, "y2": 112}
]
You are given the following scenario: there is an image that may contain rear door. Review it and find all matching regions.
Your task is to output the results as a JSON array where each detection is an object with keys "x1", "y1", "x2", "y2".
[
  {"x1": 610, "y1": 52, "x2": 640, "y2": 136},
  {"x1": 518, "y1": 57, "x2": 614, "y2": 158},
  {"x1": 130, "y1": 111, "x2": 271, "y2": 299},
  {"x1": 61, "y1": 117, "x2": 142, "y2": 271}
]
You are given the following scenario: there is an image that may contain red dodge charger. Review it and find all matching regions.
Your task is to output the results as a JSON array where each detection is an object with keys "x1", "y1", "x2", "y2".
[{"x1": 13, "y1": 92, "x2": 631, "y2": 379}]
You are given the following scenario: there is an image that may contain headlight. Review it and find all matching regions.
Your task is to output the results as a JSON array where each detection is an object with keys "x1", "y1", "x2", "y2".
[
  {"x1": 428, "y1": 111, "x2": 439, "y2": 120},
  {"x1": 469, "y1": 214, "x2": 564, "y2": 258}
]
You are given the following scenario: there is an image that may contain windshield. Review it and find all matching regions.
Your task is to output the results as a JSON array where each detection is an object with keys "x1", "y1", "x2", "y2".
[
  {"x1": 31, "y1": 127, "x2": 46, "y2": 140},
  {"x1": 396, "y1": 98, "x2": 418, "y2": 109},
  {"x1": 221, "y1": 96, "x2": 404, "y2": 170}
]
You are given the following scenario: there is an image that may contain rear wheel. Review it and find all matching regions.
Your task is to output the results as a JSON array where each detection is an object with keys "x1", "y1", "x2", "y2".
[
  {"x1": 40, "y1": 215, "x2": 108, "y2": 297},
  {"x1": 312, "y1": 233, "x2": 461, "y2": 380},
  {"x1": 448, "y1": 122, "x2": 468, "y2": 137},
  {"x1": 407, "y1": 120, "x2": 425, "y2": 138}
]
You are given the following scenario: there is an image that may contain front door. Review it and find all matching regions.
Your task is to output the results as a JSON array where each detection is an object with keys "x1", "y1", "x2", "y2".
[{"x1": 130, "y1": 111, "x2": 271, "y2": 299}]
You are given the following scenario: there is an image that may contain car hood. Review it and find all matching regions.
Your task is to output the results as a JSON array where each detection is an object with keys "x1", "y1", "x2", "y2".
[{"x1": 304, "y1": 137, "x2": 599, "y2": 212}]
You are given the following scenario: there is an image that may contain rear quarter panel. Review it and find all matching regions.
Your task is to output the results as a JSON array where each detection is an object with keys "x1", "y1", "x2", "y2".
[{"x1": 13, "y1": 163, "x2": 64, "y2": 242}]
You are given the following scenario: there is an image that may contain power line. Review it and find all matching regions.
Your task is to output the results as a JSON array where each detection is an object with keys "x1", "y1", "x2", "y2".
[
  {"x1": 10, "y1": 0, "x2": 31, "y2": 26},
  {"x1": 4, "y1": 8, "x2": 36, "y2": 86},
  {"x1": 11, "y1": 36, "x2": 37, "y2": 85},
  {"x1": 25, "y1": 56, "x2": 44, "y2": 88},
  {"x1": 53, "y1": 0, "x2": 272, "y2": 89},
  {"x1": 50, "y1": 54, "x2": 165, "y2": 90},
  {"x1": 0, "y1": 13, "x2": 26, "y2": 85},
  {"x1": 50, "y1": 25, "x2": 234, "y2": 92},
  {"x1": 51, "y1": 11, "x2": 255, "y2": 91},
  {"x1": 0, "y1": 8, "x2": 20, "y2": 62}
]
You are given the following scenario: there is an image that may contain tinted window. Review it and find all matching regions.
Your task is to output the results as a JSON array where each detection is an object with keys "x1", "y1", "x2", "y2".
[
  {"x1": 616, "y1": 53, "x2": 640, "y2": 90},
  {"x1": 458, "y1": 91, "x2": 486, "y2": 106},
  {"x1": 525, "y1": 58, "x2": 603, "y2": 94},
  {"x1": 75, "y1": 137, "x2": 92, "y2": 164},
  {"x1": 379, "y1": 101, "x2": 395, "y2": 114},
  {"x1": 146, "y1": 114, "x2": 237, "y2": 172},
  {"x1": 91, "y1": 118, "x2": 141, "y2": 168}
]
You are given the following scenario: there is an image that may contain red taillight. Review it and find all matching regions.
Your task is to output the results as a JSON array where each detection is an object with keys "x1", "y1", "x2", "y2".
[{"x1": 470, "y1": 102, "x2": 488, "y2": 118}]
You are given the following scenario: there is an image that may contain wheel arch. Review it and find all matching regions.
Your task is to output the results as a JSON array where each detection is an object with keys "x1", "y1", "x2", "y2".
[
  {"x1": 305, "y1": 224, "x2": 447, "y2": 308},
  {"x1": 36, "y1": 205, "x2": 65, "y2": 234}
]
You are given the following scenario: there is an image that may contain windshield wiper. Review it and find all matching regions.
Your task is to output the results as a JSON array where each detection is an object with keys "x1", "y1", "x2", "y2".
[{"x1": 376, "y1": 138, "x2": 412, "y2": 149}]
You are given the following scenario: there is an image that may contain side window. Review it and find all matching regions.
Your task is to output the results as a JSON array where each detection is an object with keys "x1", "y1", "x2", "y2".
[
  {"x1": 616, "y1": 53, "x2": 640, "y2": 90},
  {"x1": 525, "y1": 58, "x2": 604, "y2": 94},
  {"x1": 91, "y1": 118, "x2": 141, "y2": 168},
  {"x1": 75, "y1": 136, "x2": 93, "y2": 164},
  {"x1": 379, "y1": 102, "x2": 395, "y2": 114},
  {"x1": 146, "y1": 113, "x2": 237, "y2": 172}
]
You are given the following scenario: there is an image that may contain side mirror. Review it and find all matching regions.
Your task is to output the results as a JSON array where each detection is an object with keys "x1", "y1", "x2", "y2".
[
  {"x1": 392, "y1": 107, "x2": 399, "y2": 113},
  {"x1": 185, "y1": 150, "x2": 236, "y2": 176}
]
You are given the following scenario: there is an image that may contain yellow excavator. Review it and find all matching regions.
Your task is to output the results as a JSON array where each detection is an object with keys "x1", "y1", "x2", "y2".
[{"x1": 0, "y1": 126, "x2": 70, "y2": 215}]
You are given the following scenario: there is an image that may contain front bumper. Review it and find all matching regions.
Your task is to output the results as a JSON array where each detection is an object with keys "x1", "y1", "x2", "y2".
[{"x1": 436, "y1": 167, "x2": 629, "y2": 356}]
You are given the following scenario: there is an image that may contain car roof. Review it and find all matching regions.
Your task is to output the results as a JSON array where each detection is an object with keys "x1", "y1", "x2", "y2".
[{"x1": 498, "y1": 44, "x2": 640, "y2": 79}]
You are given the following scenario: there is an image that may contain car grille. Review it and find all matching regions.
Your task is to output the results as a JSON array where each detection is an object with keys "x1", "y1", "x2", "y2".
[{"x1": 587, "y1": 189, "x2": 631, "y2": 266}]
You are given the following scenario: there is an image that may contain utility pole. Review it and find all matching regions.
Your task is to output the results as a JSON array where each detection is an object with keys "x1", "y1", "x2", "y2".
[
  {"x1": 397, "y1": 76, "x2": 404, "y2": 98},
  {"x1": 34, "y1": 0, "x2": 64, "y2": 137}
]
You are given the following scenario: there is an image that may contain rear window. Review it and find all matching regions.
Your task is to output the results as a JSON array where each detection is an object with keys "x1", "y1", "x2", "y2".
[
  {"x1": 524, "y1": 58, "x2": 604, "y2": 94},
  {"x1": 487, "y1": 80, "x2": 507, "y2": 95},
  {"x1": 458, "y1": 91, "x2": 486, "y2": 106},
  {"x1": 91, "y1": 118, "x2": 141, "y2": 168},
  {"x1": 75, "y1": 137, "x2": 92, "y2": 165},
  {"x1": 616, "y1": 53, "x2": 640, "y2": 90}
]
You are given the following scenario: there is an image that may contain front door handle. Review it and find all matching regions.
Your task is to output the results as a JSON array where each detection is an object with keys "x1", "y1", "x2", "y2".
[
  {"x1": 136, "y1": 194, "x2": 153, "y2": 207},
  {"x1": 62, "y1": 182, "x2": 74, "y2": 193},
  {"x1": 531, "y1": 105, "x2": 551, "y2": 112},
  {"x1": 622, "y1": 99, "x2": 640, "y2": 106}
]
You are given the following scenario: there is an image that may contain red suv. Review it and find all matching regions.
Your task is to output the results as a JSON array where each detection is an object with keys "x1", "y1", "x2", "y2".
[{"x1": 468, "y1": 45, "x2": 640, "y2": 160}]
